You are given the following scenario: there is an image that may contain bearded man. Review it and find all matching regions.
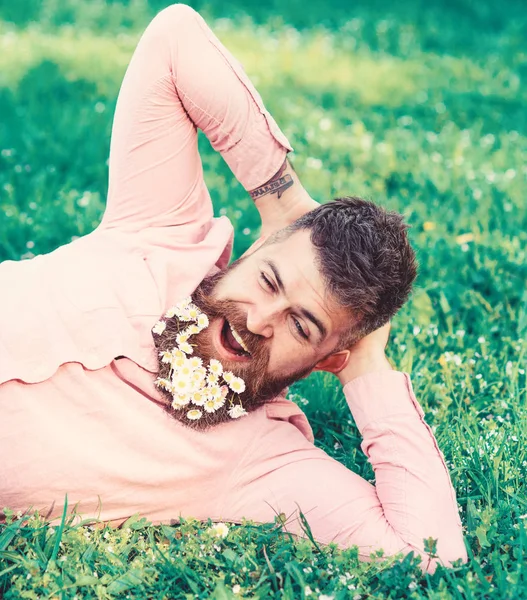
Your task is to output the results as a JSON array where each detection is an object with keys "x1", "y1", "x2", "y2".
[{"x1": 0, "y1": 4, "x2": 466, "y2": 571}]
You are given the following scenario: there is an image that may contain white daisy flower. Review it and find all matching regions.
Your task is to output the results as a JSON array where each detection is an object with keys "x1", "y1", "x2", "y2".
[
  {"x1": 191, "y1": 390, "x2": 206, "y2": 406},
  {"x1": 209, "y1": 522, "x2": 229, "y2": 538},
  {"x1": 192, "y1": 367, "x2": 207, "y2": 382},
  {"x1": 228, "y1": 405, "x2": 248, "y2": 419},
  {"x1": 164, "y1": 306, "x2": 178, "y2": 318},
  {"x1": 152, "y1": 320, "x2": 166, "y2": 335},
  {"x1": 172, "y1": 375, "x2": 192, "y2": 395},
  {"x1": 223, "y1": 371, "x2": 234, "y2": 384},
  {"x1": 212, "y1": 395, "x2": 226, "y2": 410},
  {"x1": 186, "y1": 304, "x2": 201, "y2": 319},
  {"x1": 176, "y1": 331, "x2": 190, "y2": 345},
  {"x1": 228, "y1": 377, "x2": 246, "y2": 394},
  {"x1": 173, "y1": 297, "x2": 192, "y2": 317},
  {"x1": 171, "y1": 354, "x2": 187, "y2": 369},
  {"x1": 159, "y1": 350, "x2": 176, "y2": 364},
  {"x1": 206, "y1": 372, "x2": 219, "y2": 385},
  {"x1": 189, "y1": 356, "x2": 203, "y2": 369},
  {"x1": 174, "y1": 360, "x2": 193, "y2": 378},
  {"x1": 178, "y1": 341, "x2": 193, "y2": 355},
  {"x1": 154, "y1": 377, "x2": 171, "y2": 390},
  {"x1": 178, "y1": 296, "x2": 192, "y2": 307},
  {"x1": 197, "y1": 313, "x2": 209, "y2": 329},
  {"x1": 209, "y1": 359, "x2": 223, "y2": 375},
  {"x1": 204, "y1": 398, "x2": 219, "y2": 413},
  {"x1": 187, "y1": 324, "x2": 200, "y2": 335},
  {"x1": 207, "y1": 385, "x2": 222, "y2": 400},
  {"x1": 187, "y1": 409, "x2": 202, "y2": 420},
  {"x1": 172, "y1": 394, "x2": 191, "y2": 409}
]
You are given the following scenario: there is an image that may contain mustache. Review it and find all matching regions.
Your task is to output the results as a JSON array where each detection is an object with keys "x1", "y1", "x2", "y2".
[{"x1": 192, "y1": 275, "x2": 265, "y2": 359}]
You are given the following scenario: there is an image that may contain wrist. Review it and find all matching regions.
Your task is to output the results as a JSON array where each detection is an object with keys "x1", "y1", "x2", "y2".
[
  {"x1": 250, "y1": 159, "x2": 319, "y2": 236},
  {"x1": 337, "y1": 353, "x2": 393, "y2": 387}
]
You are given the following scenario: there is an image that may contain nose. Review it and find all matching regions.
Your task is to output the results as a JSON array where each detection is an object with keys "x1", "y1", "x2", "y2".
[{"x1": 245, "y1": 301, "x2": 278, "y2": 338}]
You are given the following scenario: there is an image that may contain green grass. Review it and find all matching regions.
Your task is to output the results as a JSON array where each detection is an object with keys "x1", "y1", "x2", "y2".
[{"x1": 1, "y1": 0, "x2": 527, "y2": 597}]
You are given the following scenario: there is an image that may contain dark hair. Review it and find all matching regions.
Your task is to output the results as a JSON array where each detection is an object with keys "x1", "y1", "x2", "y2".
[{"x1": 274, "y1": 197, "x2": 417, "y2": 346}]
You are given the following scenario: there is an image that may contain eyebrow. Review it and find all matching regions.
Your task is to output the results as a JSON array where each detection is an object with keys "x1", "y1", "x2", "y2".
[{"x1": 265, "y1": 259, "x2": 328, "y2": 341}]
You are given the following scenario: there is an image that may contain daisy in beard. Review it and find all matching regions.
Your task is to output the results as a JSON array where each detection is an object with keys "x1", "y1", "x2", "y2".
[
  {"x1": 209, "y1": 359, "x2": 223, "y2": 375},
  {"x1": 171, "y1": 373, "x2": 192, "y2": 396},
  {"x1": 152, "y1": 320, "x2": 166, "y2": 335},
  {"x1": 172, "y1": 394, "x2": 191, "y2": 409},
  {"x1": 153, "y1": 293, "x2": 253, "y2": 427}
]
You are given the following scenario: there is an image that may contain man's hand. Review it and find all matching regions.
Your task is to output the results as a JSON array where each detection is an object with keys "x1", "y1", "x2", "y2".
[
  {"x1": 336, "y1": 322, "x2": 393, "y2": 386},
  {"x1": 246, "y1": 159, "x2": 319, "y2": 253}
]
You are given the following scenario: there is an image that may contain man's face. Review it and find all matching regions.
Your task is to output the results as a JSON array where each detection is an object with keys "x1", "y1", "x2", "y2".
[{"x1": 190, "y1": 230, "x2": 350, "y2": 403}]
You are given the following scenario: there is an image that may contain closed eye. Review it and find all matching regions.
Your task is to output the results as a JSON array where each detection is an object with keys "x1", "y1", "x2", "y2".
[
  {"x1": 292, "y1": 316, "x2": 308, "y2": 340},
  {"x1": 260, "y1": 272, "x2": 276, "y2": 292}
]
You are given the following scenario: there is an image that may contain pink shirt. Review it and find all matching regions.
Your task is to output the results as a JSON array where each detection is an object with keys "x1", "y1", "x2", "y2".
[{"x1": 0, "y1": 4, "x2": 466, "y2": 570}]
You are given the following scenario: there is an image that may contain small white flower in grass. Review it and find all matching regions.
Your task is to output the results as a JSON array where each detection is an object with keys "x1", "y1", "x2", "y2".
[
  {"x1": 232, "y1": 584, "x2": 241, "y2": 594},
  {"x1": 210, "y1": 522, "x2": 229, "y2": 538},
  {"x1": 228, "y1": 376, "x2": 246, "y2": 394},
  {"x1": 319, "y1": 595, "x2": 334, "y2": 600},
  {"x1": 152, "y1": 320, "x2": 166, "y2": 335},
  {"x1": 187, "y1": 409, "x2": 202, "y2": 420},
  {"x1": 178, "y1": 341, "x2": 193, "y2": 355},
  {"x1": 209, "y1": 358, "x2": 223, "y2": 375},
  {"x1": 304, "y1": 586, "x2": 313, "y2": 597},
  {"x1": 228, "y1": 405, "x2": 248, "y2": 419}
]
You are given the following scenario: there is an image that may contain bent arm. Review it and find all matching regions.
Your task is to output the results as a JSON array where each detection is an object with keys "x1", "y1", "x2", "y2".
[
  {"x1": 341, "y1": 370, "x2": 467, "y2": 569},
  {"x1": 224, "y1": 371, "x2": 466, "y2": 572},
  {"x1": 103, "y1": 3, "x2": 305, "y2": 231}
]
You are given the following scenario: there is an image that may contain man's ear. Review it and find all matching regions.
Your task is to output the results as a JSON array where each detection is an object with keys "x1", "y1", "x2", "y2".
[{"x1": 313, "y1": 350, "x2": 350, "y2": 374}]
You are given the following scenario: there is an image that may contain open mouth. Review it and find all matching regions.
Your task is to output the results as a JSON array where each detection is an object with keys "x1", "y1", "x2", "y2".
[{"x1": 220, "y1": 318, "x2": 251, "y2": 361}]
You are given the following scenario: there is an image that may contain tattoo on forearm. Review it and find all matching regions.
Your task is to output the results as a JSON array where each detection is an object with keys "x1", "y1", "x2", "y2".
[{"x1": 250, "y1": 160, "x2": 294, "y2": 201}]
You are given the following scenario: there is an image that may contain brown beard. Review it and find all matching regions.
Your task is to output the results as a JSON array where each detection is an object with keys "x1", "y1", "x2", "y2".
[{"x1": 152, "y1": 266, "x2": 314, "y2": 430}]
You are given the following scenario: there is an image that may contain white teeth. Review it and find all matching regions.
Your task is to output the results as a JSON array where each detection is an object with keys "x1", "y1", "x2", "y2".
[{"x1": 229, "y1": 323, "x2": 250, "y2": 353}]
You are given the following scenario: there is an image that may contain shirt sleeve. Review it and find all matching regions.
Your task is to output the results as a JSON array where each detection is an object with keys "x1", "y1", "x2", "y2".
[
  {"x1": 221, "y1": 371, "x2": 467, "y2": 572},
  {"x1": 101, "y1": 3, "x2": 292, "y2": 231}
]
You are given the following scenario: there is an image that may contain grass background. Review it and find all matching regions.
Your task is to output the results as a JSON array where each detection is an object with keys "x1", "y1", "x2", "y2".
[{"x1": 1, "y1": 0, "x2": 526, "y2": 597}]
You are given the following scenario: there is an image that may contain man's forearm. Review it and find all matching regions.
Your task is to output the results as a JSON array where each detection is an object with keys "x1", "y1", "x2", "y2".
[{"x1": 343, "y1": 371, "x2": 467, "y2": 569}]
